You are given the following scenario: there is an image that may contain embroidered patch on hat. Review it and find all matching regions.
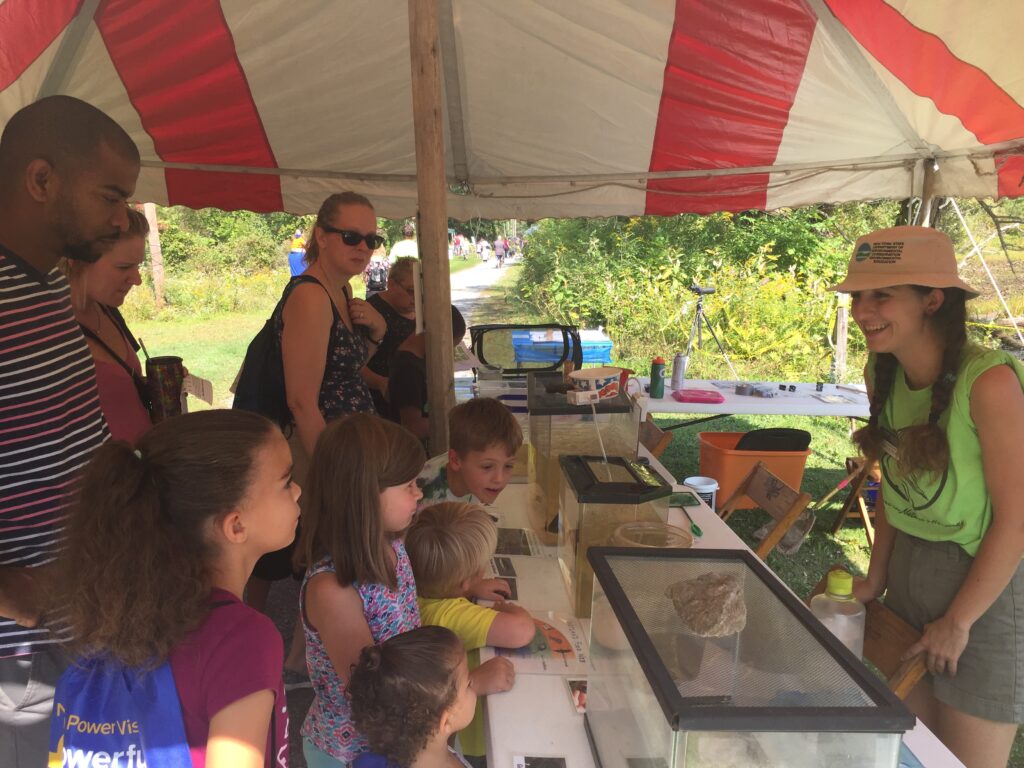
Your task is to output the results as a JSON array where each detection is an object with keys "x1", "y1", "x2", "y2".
[{"x1": 862, "y1": 240, "x2": 903, "y2": 265}]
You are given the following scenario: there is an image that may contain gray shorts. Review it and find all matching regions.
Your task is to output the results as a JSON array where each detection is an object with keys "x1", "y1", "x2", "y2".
[
  {"x1": 886, "y1": 531, "x2": 1024, "y2": 723},
  {"x1": 0, "y1": 645, "x2": 68, "y2": 767}
]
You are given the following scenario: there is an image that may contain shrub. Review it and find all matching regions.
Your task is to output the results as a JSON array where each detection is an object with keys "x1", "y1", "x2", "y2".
[
  {"x1": 513, "y1": 208, "x2": 885, "y2": 382},
  {"x1": 122, "y1": 269, "x2": 285, "y2": 322}
]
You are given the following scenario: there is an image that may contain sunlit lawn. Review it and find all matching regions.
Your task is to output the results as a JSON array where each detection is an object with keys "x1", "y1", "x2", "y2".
[{"x1": 131, "y1": 312, "x2": 267, "y2": 409}]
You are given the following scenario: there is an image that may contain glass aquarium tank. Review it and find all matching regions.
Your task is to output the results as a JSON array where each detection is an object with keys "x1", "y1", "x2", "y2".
[
  {"x1": 585, "y1": 548, "x2": 914, "y2": 768},
  {"x1": 528, "y1": 371, "x2": 641, "y2": 544},
  {"x1": 558, "y1": 455, "x2": 671, "y2": 617}
]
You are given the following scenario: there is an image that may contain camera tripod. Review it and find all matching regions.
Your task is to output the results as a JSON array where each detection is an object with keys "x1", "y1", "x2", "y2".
[{"x1": 682, "y1": 285, "x2": 738, "y2": 380}]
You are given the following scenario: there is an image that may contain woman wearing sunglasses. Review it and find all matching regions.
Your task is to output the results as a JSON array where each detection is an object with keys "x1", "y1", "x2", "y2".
[{"x1": 248, "y1": 191, "x2": 388, "y2": 674}]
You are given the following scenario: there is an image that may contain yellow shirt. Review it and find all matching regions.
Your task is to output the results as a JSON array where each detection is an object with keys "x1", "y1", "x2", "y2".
[
  {"x1": 418, "y1": 596, "x2": 496, "y2": 650},
  {"x1": 418, "y1": 596, "x2": 498, "y2": 756}
]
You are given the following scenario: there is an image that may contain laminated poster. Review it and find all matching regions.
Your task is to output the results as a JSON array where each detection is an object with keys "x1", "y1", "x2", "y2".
[{"x1": 481, "y1": 610, "x2": 589, "y2": 675}]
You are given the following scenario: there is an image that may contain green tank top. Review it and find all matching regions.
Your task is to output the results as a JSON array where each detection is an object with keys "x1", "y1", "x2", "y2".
[{"x1": 868, "y1": 344, "x2": 1024, "y2": 556}]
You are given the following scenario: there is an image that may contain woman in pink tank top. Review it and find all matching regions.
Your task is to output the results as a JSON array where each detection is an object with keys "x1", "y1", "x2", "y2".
[{"x1": 65, "y1": 207, "x2": 151, "y2": 445}]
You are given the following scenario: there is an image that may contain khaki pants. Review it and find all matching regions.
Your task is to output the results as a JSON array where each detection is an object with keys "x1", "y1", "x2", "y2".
[{"x1": 0, "y1": 645, "x2": 68, "y2": 767}]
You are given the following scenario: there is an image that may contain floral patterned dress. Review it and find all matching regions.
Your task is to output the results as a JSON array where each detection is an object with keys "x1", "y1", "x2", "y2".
[
  {"x1": 317, "y1": 311, "x2": 375, "y2": 419},
  {"x1": 277, "y1": 275, "x2": 375, "y2": 419},
  {"x1": 300, "y1": 539, "x2": 421, "y2": 761}
]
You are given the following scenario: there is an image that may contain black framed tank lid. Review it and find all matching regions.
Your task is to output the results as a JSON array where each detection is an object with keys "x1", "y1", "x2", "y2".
[
  {"x1": 585, "y1": 547, "x2": 916, "y2": 735},
  {"x1": 527, "y1": 371, "x2": 633, "y2": 416},
  {"x1": 559, "y1": 454, "x2": 671, "y2": 504}
]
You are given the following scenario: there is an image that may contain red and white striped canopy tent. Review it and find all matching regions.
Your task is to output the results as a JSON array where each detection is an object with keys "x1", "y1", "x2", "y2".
[{"x1": 3, "y1": 0, "x2": 1023, "y2": 219}]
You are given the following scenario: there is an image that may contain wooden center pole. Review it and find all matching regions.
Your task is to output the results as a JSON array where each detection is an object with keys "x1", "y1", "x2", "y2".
[{"x1": 409, "y1": 0, "x2": 454, "y2": 453}]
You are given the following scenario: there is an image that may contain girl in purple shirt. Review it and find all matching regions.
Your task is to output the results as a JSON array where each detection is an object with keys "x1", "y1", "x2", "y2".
[{"x1": 50, "y1": 410, "x2": 301, "y2": 768}]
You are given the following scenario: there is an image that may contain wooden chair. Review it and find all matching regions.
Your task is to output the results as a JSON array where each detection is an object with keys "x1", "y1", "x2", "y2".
[
  {"x1": 829, "y1": 457, "x2": 878, "y2": 547},
  {"x1": 639, "y1": 414, "x2": 673, "y2": 459},
  {"x1": 718, "y1": 461, "x2": 812, "y2": 560},
  {"x1": 808, "y1": 572, "x2": 927, "y2": 700}
]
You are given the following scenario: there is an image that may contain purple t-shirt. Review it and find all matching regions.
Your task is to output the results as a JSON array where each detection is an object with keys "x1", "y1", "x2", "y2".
[{"x1": 169, "y1": 589, "x2": 289, "y2": 767}]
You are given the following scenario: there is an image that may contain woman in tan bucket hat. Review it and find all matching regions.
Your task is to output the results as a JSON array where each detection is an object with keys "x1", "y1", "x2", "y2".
[{"x1": 831, "y1": 226, "x2": 1024, "y2": 767}]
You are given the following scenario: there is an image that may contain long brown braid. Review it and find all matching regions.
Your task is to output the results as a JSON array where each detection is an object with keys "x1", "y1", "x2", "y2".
[
  {"x1": 852, "y1": 287, "x2": 968, "y2": 477},
  {"x1": 853, "y1": 351, "x2": 898, "y2": 465}
]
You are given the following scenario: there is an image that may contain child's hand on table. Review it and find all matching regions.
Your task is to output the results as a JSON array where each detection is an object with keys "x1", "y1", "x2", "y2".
[
  {"x1": 469, "y1": 577, "x2": 512, "y2": 601},
  {"x1": 471, "y1": 657, "x2": 516, "y2": 694}
]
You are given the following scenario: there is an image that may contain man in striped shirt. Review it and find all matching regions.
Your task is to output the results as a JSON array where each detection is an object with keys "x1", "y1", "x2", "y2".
[{"x1": 0, "y1": 96, "x2": 139, "y2": 766}]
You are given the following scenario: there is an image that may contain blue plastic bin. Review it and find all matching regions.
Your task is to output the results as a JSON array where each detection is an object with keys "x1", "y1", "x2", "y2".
[{"x1": 511, "y1": 330, "x2": 613, "y2": 366}]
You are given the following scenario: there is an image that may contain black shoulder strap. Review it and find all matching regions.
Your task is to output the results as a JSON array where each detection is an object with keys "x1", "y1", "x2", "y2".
[
  {"x1": 80, "y1": 322, "x2": 138, "y2": 380},
  {"x1": 105, "y1": 306, "x2": 141, "y2": 353},
  {"x1": 282, "y1": 275, "x2": 341, "y2": 323}
]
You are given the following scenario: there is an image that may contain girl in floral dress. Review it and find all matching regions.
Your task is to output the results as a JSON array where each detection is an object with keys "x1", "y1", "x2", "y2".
[{"x1": 295, "y1": 414, "x2": 426, "y2": 767}]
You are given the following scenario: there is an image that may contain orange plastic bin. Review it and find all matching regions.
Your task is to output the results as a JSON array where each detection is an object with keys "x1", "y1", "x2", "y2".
[{"x1": 697, "y1": 432, "x2": 811, "y2": 510}]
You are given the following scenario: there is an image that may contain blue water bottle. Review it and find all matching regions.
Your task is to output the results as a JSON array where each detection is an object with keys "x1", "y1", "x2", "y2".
[{"x1": 650, "y1": 356, "x2": 666, "y2": 399}]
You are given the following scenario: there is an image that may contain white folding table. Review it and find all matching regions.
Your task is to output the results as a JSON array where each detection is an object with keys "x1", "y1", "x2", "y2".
[
  {"x1": 633, "y1": 379, "x2": 869, "y2": 429},
  {"x1": 481, "y1": 450, "x2": 962, "y2": 768}
]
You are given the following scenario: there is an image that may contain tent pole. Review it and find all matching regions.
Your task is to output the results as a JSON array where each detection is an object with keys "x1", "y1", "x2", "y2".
[
  {"x1": 409, "y1": 0, "x2": 454, "y2": 454},
  {"x1": 36, "y1": 0, "x2": 103, "y2": 99},
  {"x1": 918, "y1": 161, "x2": 939, "y2": 226}
]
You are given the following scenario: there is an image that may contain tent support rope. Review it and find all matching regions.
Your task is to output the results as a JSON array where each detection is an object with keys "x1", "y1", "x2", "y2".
[{"x1": 949, "y1": 198, "x2": 1024, "y2": 348}]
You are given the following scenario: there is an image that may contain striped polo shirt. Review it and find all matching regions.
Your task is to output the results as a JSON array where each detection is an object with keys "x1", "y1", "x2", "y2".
[{"x1": 0, "y1": 245, "x2": 108, "y2": 657}]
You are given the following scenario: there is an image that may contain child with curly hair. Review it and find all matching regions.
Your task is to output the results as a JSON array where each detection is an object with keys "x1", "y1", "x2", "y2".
[
  {"x1": 405, "y1": 502, "x2": 529, "y2": 763},
  {"x1": 349, "y1": 626, "x2": 476, "y2": 768},
  {"x1": 49, "y1": 410, "x2": 301, "y2": 768}
]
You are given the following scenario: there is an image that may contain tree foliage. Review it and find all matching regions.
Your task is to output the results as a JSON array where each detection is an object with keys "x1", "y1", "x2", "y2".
[
  {"x1": 514, "y1": 204, "x2": 902, "y2": 381},
  {"x1": 155, "y1": 207, "x2": 312, "y2": 274}
]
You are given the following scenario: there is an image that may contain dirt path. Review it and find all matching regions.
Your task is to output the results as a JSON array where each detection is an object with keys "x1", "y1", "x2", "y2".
[{"x1": 450, "y1": 260, "x2": 518, "y2": 328}]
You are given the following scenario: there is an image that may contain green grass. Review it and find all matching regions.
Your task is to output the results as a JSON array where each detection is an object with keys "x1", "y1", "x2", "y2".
[
  {"x1": 449, "y1": 254, "x2": 483, "y2": 274},
  {"x1": 653, "y1": 413, "x2": 871, "y2": 597},
  {"x1": 132, "y1": 312, "x2": 267, "y2": 409}
]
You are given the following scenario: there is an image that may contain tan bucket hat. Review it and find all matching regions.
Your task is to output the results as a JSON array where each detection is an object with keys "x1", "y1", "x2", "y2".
[{"x1": 829, "y1": 226, "x2": 980, "y2": 298}]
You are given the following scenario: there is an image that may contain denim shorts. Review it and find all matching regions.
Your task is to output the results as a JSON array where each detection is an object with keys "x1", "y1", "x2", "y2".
[{"x1": 885, "y1": 530, "x2": 1024, "y2": 723}]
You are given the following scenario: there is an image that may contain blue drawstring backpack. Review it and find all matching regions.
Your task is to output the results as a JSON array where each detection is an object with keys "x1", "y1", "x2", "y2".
[{"x1": 48, "y1": 656, "x2": 192, "y2": 768}]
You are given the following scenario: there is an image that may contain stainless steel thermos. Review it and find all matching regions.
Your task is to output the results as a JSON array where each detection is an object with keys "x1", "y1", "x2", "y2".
[{"x1": 670, "y1": 352, "x2": 688, "y2": 390}]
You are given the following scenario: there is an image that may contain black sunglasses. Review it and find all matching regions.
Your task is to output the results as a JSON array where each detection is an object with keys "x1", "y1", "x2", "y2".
[{"x1": 320, "y1": 224, "x2": 385, "y2": 250}]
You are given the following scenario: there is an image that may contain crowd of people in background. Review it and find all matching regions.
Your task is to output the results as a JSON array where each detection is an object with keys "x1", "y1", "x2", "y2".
[{"x1": 2, "y1": 94, "x2": 1023, "y2": 768}]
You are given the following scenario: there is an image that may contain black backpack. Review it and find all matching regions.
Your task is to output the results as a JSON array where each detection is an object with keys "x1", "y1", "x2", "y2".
[
  {"x1": 233, "y1": 275, "x2": 338, "y2": 428},
  {"x1": 367, "y1": 261, "x2": 388, "y2": 291}
]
